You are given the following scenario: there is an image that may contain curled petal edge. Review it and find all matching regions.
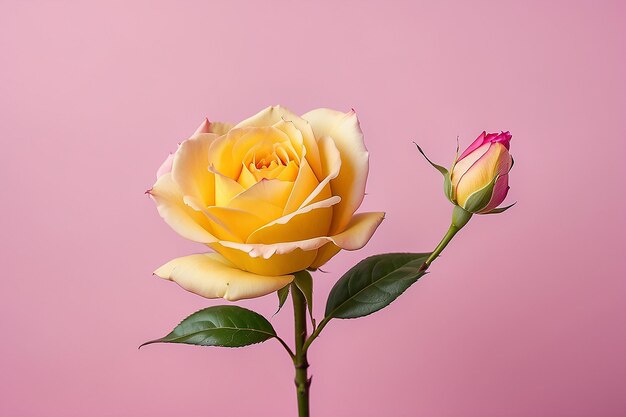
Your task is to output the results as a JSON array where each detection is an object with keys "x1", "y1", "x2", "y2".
[
  {"x1": 154, "y1": 252, "x2": 294, "y2": 301},
  {"x1": 215, "y1": 212, "x2": 385, "y2": 260}
]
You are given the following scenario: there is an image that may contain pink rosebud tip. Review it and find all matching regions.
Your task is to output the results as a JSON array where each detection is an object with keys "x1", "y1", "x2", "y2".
[{"x1": 459, "y1": 131, "x2": 513, "y2": 161}]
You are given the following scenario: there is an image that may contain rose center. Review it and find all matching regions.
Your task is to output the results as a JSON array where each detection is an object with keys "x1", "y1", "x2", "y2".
[{"x1": 240, "y1": 144, "x2": 299, "y2": 184}]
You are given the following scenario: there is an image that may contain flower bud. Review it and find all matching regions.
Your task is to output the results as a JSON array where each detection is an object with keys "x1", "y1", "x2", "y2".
[{"x1": 449, "y1": 131, "x2": 513, "y2": 214}]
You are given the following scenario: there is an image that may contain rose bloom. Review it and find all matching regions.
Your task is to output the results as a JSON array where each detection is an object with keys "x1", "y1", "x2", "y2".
[
  {"x1": 449, "y1": 131, "x2": 513, "y2": 213},
  {"x1": 148, "y1": 106, "x2": 384, "y2": 301}
]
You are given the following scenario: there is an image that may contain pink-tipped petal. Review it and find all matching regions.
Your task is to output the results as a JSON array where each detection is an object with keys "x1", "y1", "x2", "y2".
[
  {"x1": 156, "y1": 153, "x2": 175, "y2": 179},
  {"x1": 192, "y1": 118, "x2": 233, "y2": 137},
  {"x1": 194, "y1": 118, "x2": 211, "y2": 135},
  {"x1": 459, "y1": 131, "x2": 513, "y2": 161},
  {"x1": 458, "y1": 131, "x2": 487, "y2": 161},
  {"x1": 479, "y1": 174, "x2": 510, "y2": 213},
  {"x1": 493, "y1": 131, "x2": 512, "y2": 149}
]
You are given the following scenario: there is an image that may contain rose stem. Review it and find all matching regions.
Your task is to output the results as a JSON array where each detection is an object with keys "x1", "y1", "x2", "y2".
[
  {"x1": 292, "y1": 282, "x2": 311, "y2": 417},
  {"x1": 421, "y1": 205, "x2": 473, "y2": 271}
]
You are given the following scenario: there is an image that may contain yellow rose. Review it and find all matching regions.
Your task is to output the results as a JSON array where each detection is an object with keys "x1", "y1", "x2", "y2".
[{"x1": 148, "y1": 106, "x2": 385, "y2": 301}]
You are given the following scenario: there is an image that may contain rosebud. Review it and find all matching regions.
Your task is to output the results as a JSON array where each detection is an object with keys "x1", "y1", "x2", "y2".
[
  {"x1": 449, "y1": 131, "x2": 513, "y2": 214},
  {"x1": 415, "y1": 131, "x2": 515, "y2": 270}
]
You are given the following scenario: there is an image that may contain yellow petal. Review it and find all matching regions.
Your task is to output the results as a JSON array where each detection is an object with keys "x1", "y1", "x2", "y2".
[
  {"x1": 329, "y1": 212, "x2": 385, "y2": 250},
  {"x1": 212, "y1": 169, "x2": 245, "y2": 206},
  {"x1": 247, "y1": 196, "x2": 340, "y2": 245},
  {"x1": 274, "y1": 160, "x2": 299, "y2": 181},
  {"x1": 209, "y1": 244, "x2": 319, "y2": 276},
  {"x1": 237, "y1": 163, "x2": 258, "y2": 188},
  {"x1": 192, "y1": 118, "x2": 233, "y2": 137},
  {"x1": 208, "y1": 126, "x2": 294, "y2": 181},
  {"x1": 213, "y1": 211, "x2": 384, "y2": 265},
  {"x1": 207, "y1": 122, "x2": 233, "y2": 136},
  {"x1": 310, "y1": 211, "x2": 386, "y2": 269},
  {"x1": 235, "y1": 106, "x2": 323, "y2": 179},
  {"x1": 450, "y1": 142, "x2": 491, "y2": 196},
  {"x1": 297, "y1": 135, "x2": 341, "y2": 209},
  {"x1": 171, "y1": 133, "x2": 218, "y2": 206},
  {"x1": 191, "y1": 119, "x2": 233, "y2": 137},
  {"x1": 181, "y1": 195, "x2": 267, "y2": 242},
  {"x1": 233, "y1": 127, "x2": 299, "y2": 165},
  {"x1": 148, "y1": 173, "x2": 217, "y2": 243},
  {"x1": 227, "y1": 179, "x2": 293, "y2": 224},
  {"x1": 244, "y1": 159, "x2": 299, "y2": 183},
  {"x1": 283, "y1": 157, "x2": 321, "y2": 214},
  {"x1": 272, "y1": 119, "x2": 304, "y2": 159},
  {"x1": 310, "y1": 242, "x2": 342, "y2": 269},
  {"x1": 302, "y1": 109, "x2": 368, "y2": 234},
  {"x1": 154, "y1": 252, "x2": 294, "y2": 301}
]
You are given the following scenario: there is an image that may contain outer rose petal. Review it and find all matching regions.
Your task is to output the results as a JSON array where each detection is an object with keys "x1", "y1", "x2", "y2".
[
  {"x1": 209, "y1": 244, "x2": 320, "y2": 276},
  {"x1": 171, "y1": 133, "x2": 218, "y2": 206},
  {"x1": 458, "y1": 131, "x2": 487, "y2": 161},
  {"x1": 309, "y1": 242, "x2": 341, "y2": 269},
  {"x1": 183, "y1": 195, "x2": 267, "y2": 242},
  {"x1": 247, "y1": 196, "x2": 340, "y2": 244},
  {"x1": 195, "y1": 119, "x2": 233, "y2": 137},
  {"x1": 156, "y1": 118, "x2": 231, "y2": 179},
  {"x1": 479, "y1": 173, "x2": 510, "y2": 213},
  {"x1": 156, "y1": 153, "x2": 175, "y2": 178},
  {"x1": 309, "y1": 211, "x2": 383, "y2": 270},
  {"x1": 458, "y1": 131, "x2": 512, "y2": 161},
  {"x1": 302, "y1": 108, "x2": 369, "y2": 234},
  {"x1": 450, "y1": 142, "x2": 491, "y2": 193},
  {"x1": 148, "y1": 174, "x2": 217, "y2": 244},
  {"x1": 154, "y1": 253, "x2": 294, "y2": 301},
  {"x1": 298, "y1": 135, "x2": 341, "y2": 208},
  {"x1": 212, "y1": 211, "x2": 385, "y2": 274},
  {"x1": 328, "y1": 211, "x2": 385, "y2": 250}
]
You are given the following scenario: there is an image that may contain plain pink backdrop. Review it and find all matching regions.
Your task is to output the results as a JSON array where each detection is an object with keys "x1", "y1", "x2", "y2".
[{"x1": 1, "y1": 1, "x2": 625, "y2": 416}]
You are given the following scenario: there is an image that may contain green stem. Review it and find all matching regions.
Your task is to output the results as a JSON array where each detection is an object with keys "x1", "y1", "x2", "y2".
[
  {"x1": 422, "y1": 206, "x2": 473, "y2": 270},
  {"x1": 302, "y1": 316, "x2": 330, "y2": 353},
  {"x1": 292, "y1": 282, "x2": 311, "y2": 417}
]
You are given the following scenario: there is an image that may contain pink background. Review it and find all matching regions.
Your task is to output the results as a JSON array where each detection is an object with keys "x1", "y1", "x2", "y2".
[{"x1": 2, "y1": 1, "x2": 625, "y2": 416}]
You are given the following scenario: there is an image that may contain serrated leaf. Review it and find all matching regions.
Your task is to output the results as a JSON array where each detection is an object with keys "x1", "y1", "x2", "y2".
[
  {"x1": 294, "y1": 270, "x2": 315, "y2": 327},
  {"x1": 325, "y1": 253, "x2": 430, "y2": 319},
  {"x1": 140, "y1": 305, "x2": 276, "y2": 348},
  {"x1": 275, "y1": 284, "x2": 290, "y2": 315}
]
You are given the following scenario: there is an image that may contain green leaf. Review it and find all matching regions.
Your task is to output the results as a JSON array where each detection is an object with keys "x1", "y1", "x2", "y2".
[
  {"x1": 275, "y1": 284, "x2": 290, "y2": 315},
  {"x1": 325, "y1": 253, "x2": 430, "y2": 319},
  {"x1": 414, "y1": 142, "x2": 449, "y2": 176},
  {"x1": 140, "y1": 305, "x2": 277, "y2": 348},
  {"x1": 294, "y1": 271, "x2": 315, "y2": 328}
]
